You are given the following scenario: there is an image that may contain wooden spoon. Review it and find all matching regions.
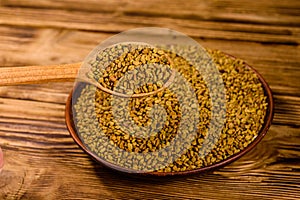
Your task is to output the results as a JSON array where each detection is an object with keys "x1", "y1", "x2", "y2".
[
  {"x1": 0, "y1": 62, "x2": 175, "y2": 98},
  {"x1": 0, "y1": 63, "x2": 81, "y2": 86}
]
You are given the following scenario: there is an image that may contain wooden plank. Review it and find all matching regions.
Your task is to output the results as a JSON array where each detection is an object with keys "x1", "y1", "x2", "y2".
[
  {"x1": 0, "y1": 6, "x2": 299, "y2": 45},
  {"x1": 0, "y1": 82, "x2": 73, "y2": 103},
  {"x1": 0, "y1": 26, "x2": 104, "y2": 67},
  {"x1": 2, "y1": 0, "x2": 300, "y2": 26},
  {"x1": 0, "y1": 26, "x2": 298, "y2": 66},
  {"x1": 0, "y1": 26, "x2": 298, "y2": 69}
]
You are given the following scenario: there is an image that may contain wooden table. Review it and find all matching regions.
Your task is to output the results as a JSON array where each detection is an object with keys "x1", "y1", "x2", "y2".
[{"x1": 0, "y1": 0, "x2": 299, "y2": 199}]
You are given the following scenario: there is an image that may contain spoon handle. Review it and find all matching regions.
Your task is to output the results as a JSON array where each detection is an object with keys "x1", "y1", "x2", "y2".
[{"x1": 0, "y1": 62, "x2": 82, "y2": 86}]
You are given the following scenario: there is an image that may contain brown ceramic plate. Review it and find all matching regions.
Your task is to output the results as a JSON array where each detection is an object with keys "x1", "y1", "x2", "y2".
[{"x1": 65, "y1": 53, "x2": 274, "y2": 176}]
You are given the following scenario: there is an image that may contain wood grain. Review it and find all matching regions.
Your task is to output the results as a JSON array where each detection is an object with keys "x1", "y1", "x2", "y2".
[
  {"x1": 2, "y1": 0, "x2": 300, "y2": 26},
  {"x1": 0, "y1": 63, "x2": 80, "y2": 86},
  {"x1": 0, "y1": 6, "x2": 299, "y2": 45},
  {"x1": 0, "y1": 0, "x2": 299, "y2": 199}
]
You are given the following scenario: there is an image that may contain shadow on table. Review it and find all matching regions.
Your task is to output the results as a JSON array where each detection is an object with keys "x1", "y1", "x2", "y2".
[{"x1": 90, "y1": 159, "x2": 216, "y2": 198}]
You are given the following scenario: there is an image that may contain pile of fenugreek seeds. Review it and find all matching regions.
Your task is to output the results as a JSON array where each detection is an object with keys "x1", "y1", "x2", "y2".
[{"x1": 74, "y1": 45, "x2": 268, "y2": 173}]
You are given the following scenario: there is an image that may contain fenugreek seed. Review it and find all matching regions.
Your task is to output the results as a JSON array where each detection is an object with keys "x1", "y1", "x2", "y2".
[
  {"x1": 128, "y1": 143, "x2": 133, "y2": 151},
  {"x1": 227, "y1": 138, "x2": 234, "y2": 145}
]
